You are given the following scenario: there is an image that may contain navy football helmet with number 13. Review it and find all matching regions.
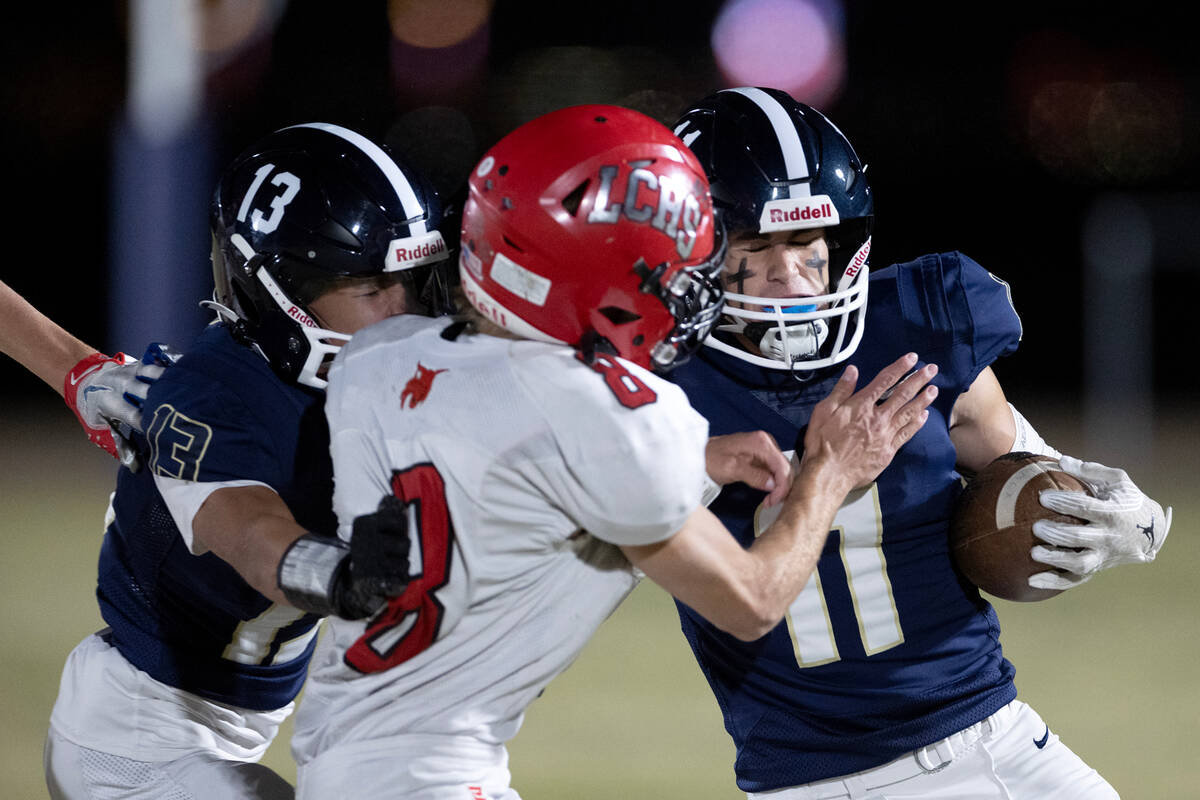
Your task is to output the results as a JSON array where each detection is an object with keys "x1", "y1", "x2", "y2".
[
  {"x1": 458, "y1": 104, "x2": 726, "y2": 372},
  {"x1": 674, "y1": 87, "x2": 874, "y2": 373},
  {"x1": 209, "y1": 122, "x2": 452, "y2": 389}
]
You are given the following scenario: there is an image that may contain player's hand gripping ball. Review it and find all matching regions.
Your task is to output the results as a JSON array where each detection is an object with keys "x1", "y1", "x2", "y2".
[{"x1": 950, "y1": 452, "x2": 1092, "y2": 602}]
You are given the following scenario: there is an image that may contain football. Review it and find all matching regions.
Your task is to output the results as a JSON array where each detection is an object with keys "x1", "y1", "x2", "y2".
[{"x1": 950, "y1": 452, "x2": 1092, "y2": 602}]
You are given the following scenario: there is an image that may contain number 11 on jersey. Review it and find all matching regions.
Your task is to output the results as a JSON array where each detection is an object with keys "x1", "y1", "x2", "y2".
[{"x1": 754, "y1": 476, "x2": 903, "y2": 668}]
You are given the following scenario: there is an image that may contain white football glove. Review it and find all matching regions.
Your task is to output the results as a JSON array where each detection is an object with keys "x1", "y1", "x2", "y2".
[
  {"x1": 1028, "y1": 455, "x2": 1172, "y2": 592},
  {"x1": 64, "y1": 343, "x2": 179, "y2": 468}
]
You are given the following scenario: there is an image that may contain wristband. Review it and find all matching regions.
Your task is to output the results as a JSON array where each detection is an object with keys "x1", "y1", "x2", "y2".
[
  {"x1": 1008, "y1": 403, "x2": 1062, "y2": 460},
  {"x1": 277, "y1": 533, "x2": 349, "y2": 617}
]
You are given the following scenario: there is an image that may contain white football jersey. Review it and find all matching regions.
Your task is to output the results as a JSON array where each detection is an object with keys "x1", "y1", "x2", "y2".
[{"x1": 291, "y1": 315, "x2": 708, "y2": 792}]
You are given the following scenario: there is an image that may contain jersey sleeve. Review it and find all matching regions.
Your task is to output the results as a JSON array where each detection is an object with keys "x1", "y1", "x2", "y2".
[
  {"x1": 323, "y1": 315, "x2": 444, "y2": 543},
  {"x1": 326, "y1": 397, "x2": 397, "y2": 545},
  {"x1": 517, "y1": 354, "x2": 710, "y2": 547},
  {"x1": 897, "y1": 252, "x2": 1023, "y2": 391},
  {"x1": 139, "y1": 358, "x2": 297, "y2": 547},
  {"x1": 142, "y1": 370, "x2": 290, "y2": 487},
  {"x1": 151, "y1": 476, "x2": 273, "y2": 554},
  {"x1": 954, "y1": 252, "x2": 1023, "y2": 373}
]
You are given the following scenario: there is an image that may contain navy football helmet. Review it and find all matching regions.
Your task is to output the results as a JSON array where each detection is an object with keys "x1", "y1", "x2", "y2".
[
  {"x1": 674, "y1": 87, "x2": 873, "y2": 372},
  {"x1": 209, "y1": 122, "x2": 452, "y2": 389}
]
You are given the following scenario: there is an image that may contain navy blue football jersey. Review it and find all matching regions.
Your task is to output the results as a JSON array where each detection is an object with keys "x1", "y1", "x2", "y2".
[
  {"x1": 670, "y1": 252, "x2": 1023, "y2": 790},
  {"x1": 96, "y1": 322, "x2": 332, "y2": 711}
]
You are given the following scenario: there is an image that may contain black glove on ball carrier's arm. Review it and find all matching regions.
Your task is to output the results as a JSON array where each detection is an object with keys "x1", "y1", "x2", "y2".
[{"x1": 277, "y1": 495, "x2": 413, "y2": 619}]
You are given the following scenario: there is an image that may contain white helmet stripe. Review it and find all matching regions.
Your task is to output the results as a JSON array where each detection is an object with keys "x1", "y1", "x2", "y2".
[
  {"x1": 285, "y1": 122, "x2": 429, "y2": 235},
  {"x1": 725, "y1": 87, "x2": 811, "y2": 199}
]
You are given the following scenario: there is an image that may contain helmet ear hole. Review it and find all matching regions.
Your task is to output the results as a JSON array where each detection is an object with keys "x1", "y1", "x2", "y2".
[
  {"x1": 598, "y1": 306, "x2": 642, "y2": 326},
  {"x1": 561, "y1": 181, "x2": 589, "y2": 217}
]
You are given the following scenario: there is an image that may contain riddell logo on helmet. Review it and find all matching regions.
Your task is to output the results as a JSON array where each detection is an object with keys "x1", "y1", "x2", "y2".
[
  {"x1": 759, "y1": 195, "x2": 841, "y2": 233},
  {"x1": 769, "y1": 203, "x2": 832, "y2": 224},
  {"x1": 394, "y1": 240, "x2": 445, "y2": 262},
  {"x1": 256, "y1": 266, "x2": 319, "y2": 328},
  {"x1": 387, "y1": 231, "x2": 449, "y2": 271},
  {"x1": 287, "y1": 305, "x2": 317, "y2": 328},
  {"x1": 462, "y1": 280, "x2": 508, "y2": 328},
  {"x1": 845, "y1": 238, "x2": 871, "y2": 279}
]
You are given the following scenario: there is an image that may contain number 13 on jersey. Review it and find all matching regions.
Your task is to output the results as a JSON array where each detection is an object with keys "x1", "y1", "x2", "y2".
[{"x1": 754, "y1": 472, "x2": 903, "y2": 668}]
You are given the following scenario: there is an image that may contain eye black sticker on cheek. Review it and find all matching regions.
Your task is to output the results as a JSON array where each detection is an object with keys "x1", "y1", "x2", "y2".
[{"x1": 726, "y1": 257, "x2": 752, "y2": 293}]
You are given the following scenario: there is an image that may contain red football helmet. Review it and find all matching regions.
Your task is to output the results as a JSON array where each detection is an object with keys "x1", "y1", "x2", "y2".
[{"x1": 458, "y1": 105, "x2": 725, "y2": 371}]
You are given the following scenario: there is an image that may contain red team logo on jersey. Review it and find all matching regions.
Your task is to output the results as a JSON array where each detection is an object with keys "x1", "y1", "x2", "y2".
[{"x1": 400, "y1": 363, "x2": 448, "y2": 409}]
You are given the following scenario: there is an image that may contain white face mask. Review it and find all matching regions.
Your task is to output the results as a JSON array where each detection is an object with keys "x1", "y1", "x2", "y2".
[{"x1": 705, "y1": 237, "x2": 872, "y2": 372}]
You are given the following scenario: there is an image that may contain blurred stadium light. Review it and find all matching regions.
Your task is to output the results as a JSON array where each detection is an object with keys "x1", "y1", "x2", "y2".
[
  {"x1": 388, "y1": 0, "x2": 492, "y2": 108},
  {"x1": 110, "y1": 0, "x2": 288, "y2": 355},
  {"x1": 711, "y1": 0, "x2": 846, "y2": 108},
  {"x1": 1008, "y1": 28, "x2": 1187, "y2": 185},
  {"x1": 201, "y1": 0, "x2": 285, "y2": 109},
  {"x1": 127, "y1": 0, "x2": 200, "y2": 144},
  {"x1": 110, "y1": 0, "x2": 213, "y2": 354},
  {"x1": 388, "y1": 0, "x2": 491, "y2": 48},
  {"x1": 198, "y1": 0, "x2": 275, "y2": 58}
]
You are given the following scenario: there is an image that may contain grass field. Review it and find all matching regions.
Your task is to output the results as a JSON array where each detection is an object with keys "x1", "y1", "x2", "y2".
[{"x1": 1, "y1": 402, "x2": 1196, "y2": 799}]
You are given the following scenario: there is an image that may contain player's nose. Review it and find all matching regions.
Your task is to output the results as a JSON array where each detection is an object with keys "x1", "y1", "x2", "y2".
[
  {"x1": 764, "y1": 244, "x2": 798, "y2": 278},
  {"x1": 766, "y1": 245, "x2": 818, "y2": 290}
]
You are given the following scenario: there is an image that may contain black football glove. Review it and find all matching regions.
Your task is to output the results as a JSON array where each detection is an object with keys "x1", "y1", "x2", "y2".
[{"x1": 277, "y1": 495, "x2": 413, "y2": 619}]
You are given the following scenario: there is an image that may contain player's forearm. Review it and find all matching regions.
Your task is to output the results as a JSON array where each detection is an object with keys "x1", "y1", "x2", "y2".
[
  {"x1": 620, "y1": 507, "x2": 798, "y2": 642},
  {"x1": 948, "y1": 366, "x2": 1019, "y2": 473},
  {"x1": 738, "y1": 454, "x2": 851, "y2": 635},
  {"x1": 0, "y1": 280, "x2": 96, "y2": 396},
  {"x1": 193, "y1": 486, "x2": 308, "y2": 607},
  {"x1": 634, "y1": 458, "x2": 851, "y2": 643},
  {"x1": 240, "y1": 515, "x2": 311, "y2": 607}
]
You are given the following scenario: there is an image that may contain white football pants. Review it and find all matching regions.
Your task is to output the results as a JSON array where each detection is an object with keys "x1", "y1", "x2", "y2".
[
  {"x1": 45, "y1": 728, "x2": 295, "y2": 800},
  {"x1": 746, "y1": 700, "x2": 1118, "y2": 800}
]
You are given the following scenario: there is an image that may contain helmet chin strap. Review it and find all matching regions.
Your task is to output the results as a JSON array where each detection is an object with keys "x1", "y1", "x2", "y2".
[{"x1": 200, "y1": 296, "x2": 240, "y2": 325}]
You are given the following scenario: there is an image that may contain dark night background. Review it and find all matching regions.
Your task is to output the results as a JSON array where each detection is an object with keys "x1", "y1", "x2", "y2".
[{"x1": 2, "y1": 1, "x2": 1197, "y2": 415}]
